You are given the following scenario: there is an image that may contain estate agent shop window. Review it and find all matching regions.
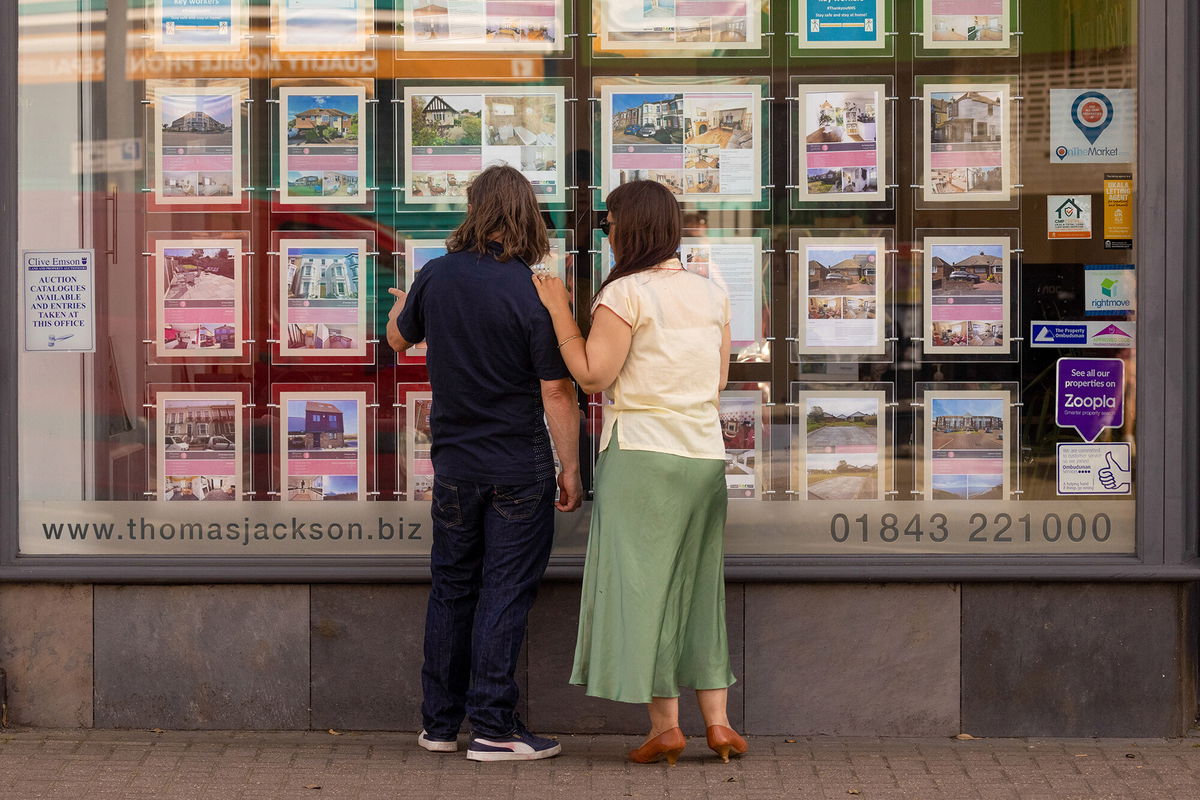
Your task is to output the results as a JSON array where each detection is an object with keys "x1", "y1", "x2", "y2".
[{"x1": 13, "y1": 0, "x2": 1168, "y2": 578}]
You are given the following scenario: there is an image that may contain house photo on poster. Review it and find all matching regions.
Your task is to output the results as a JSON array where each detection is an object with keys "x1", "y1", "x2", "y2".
[
  {"x1": 597, "y1": 0, "x2": 761, "y2": 51},
  {"x1": 277, "y1": 237, "x2": 369, "y2": 359},
  {"x1": 599, "y1": 234, "x2": 764, "y2": 358},
  {"x1": 156, "y1": 391, "x2": 243, "y2": 502},
  {"x1": 151, "y1": 83, "x2": 243, "y2": 208},
  {"x1": 403, "y1": 390, "x2": 435, "y2": 500},
  {"x1": 795, "y1": 389, "x2": 887, "y2": 501},
  {"x1": 602, "y1": 83, "x2": 762, "y2": 203},
  {"x1": 795, "y1": 236, "x2": 886, "y2": 355},
  {"x1": 796, "y1": 0, "x2": 886, "y2": 49},
  {"x1": 279, "y1": 391, "x2": 367, "y2": 502},
  {"x1": 718, "y1": 391, "x2": 762, "y2": 499},
  {"x1": 796, "y1": 83, "x2": 887, "y2": 204},
  {"x1": 399, "y1": 236, "x2": 569, "y2": 359},
  {"x1": 154, "y1": 0, "x2": 243, "y2": 52},
  {"x1": 404, "y1": 0, "x2": 565, "y2": 52},
  {"x1": 924, "y1": 390, "x2": 1011, "y2": 501},
  {"x1": 922, "y1": 235, "x2": 1011, "y2": 356},
  {"x1": 922, "y1": 83, "x2": 1012, "y2": 203},
  {"x1": 679, "y1": 237, "x2": 764, "y2": 355},
  {"x1": 275, "y1": 0, "x2": 371, "y2": 52},
  {"x1": 279, "y1": 85, "x2": 367, "y2": 206},
  {"x1": 403, "y1": 85, "x2": 566, "y2": 205},
  {"x1": 152, "y1": 239, "x2": 244, "y2": 360},
  {"x1": 922, "y1": 0, "x2": 1010, "y2": 50}
]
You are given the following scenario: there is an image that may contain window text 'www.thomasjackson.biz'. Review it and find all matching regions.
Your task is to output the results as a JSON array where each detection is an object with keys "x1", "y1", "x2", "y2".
[{"x1": 42, "y1": 517, "x2": 424, "y2": 545}]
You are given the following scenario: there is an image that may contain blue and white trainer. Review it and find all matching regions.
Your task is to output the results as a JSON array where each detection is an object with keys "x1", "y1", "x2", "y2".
[
  {"x1": 417, "y1": 730, "x2": 458, "y2": 753},
  {"x1": 466, "y1": 722, "x2": 561, "y2": 762}
]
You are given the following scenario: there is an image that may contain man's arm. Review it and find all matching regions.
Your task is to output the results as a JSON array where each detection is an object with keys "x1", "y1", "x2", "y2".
[
  {"x1": 386, "y1": 287, "x2": 413, "y2": 352},
  {"x1": 540, "y1": 378, "x2": 583, "y2": 512}
]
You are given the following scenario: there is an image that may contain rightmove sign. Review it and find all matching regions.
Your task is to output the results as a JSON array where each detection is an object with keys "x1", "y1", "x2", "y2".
[{"x1": 1030, "y1": 321, "x2": 1135, "y2": 349}]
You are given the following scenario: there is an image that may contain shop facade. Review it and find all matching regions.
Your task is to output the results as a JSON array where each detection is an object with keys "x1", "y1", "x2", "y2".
[{"x1": 2, "y1": 0, "x2": 1198, "y2": 736}]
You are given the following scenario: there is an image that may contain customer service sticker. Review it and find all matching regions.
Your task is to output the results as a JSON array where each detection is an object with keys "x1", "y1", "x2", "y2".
[
  {"x1": 1084, "y1": 264, "x2": 1135, "y2": 316},
  {"x1": 1057, "y1": 442, "x2": 1132, "y2": 495},
  {"x1": 23, "y1": 249, "x2": 96, "y2": 352},
  {"x1": 1055, "y1": 357, "x2": 1124, "y2": 442}
]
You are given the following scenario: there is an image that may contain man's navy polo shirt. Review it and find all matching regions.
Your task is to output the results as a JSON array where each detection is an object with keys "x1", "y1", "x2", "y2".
[{"x1": 396, "y1": 244, "x2": 569, "y2": 485}]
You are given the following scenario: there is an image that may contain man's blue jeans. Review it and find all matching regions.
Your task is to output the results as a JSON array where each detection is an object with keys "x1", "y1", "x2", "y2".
[{"x1": 421, "y1": 474, "x2": 556, "y2": 739}]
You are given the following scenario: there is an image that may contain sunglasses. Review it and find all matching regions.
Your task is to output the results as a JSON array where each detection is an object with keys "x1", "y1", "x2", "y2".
[{"x1": 599, "y1": 217, "x2": 612, "y2": 235}]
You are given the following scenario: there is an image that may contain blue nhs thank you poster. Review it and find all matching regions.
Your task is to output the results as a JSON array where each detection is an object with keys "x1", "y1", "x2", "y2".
[
  {"x1": 160, "y1": 0, "x2": 236, "y2": 48},
  {"x1": 806, "y1": 0, "x2": 879, "y2": 44}
]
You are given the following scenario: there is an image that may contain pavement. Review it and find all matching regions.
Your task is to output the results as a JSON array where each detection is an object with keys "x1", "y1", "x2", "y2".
[{"x1": 3, "y1": 728, "x2": 1200, "y2": 800}]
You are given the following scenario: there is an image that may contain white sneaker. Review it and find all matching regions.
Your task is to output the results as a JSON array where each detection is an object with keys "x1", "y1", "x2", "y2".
[{"x1": 418, "y1": 730, "x2": 458, "y2": 752}]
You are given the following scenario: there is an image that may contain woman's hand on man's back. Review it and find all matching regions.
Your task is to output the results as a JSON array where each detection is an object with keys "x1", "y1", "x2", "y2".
[{"x1": 531, "y1": 274, "x2": 571, "y2": 318}]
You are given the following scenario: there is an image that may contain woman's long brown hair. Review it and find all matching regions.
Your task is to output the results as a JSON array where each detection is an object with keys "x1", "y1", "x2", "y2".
[
  {"x1": 445, "y1": 165, "x2": 550, "y2": 266},
  {"x1": 597, "y1": 180, "x2": 681, "y2": 297}
]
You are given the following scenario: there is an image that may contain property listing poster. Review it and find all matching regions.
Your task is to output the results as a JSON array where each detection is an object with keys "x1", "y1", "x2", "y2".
[
  {"x1": 796, "y1": 0, "x2": 885, "y2": 49},
  {"x1": 155, "y1": 0, "x2": 242, "y2": 52},
  {"x1": 153, "y1": 239, "x2": 245, "y2": 359},
  {"x1": 598, "y1": 0, "x2": 761, "y2": 51},
  {"x1": 923, "y1": 389, "x2": 1011, "y2": 501},
  {"x1": 157, "y1": 392, "x2": 243, "y2": 502},
  {"x1": 276, "y1": 0, "x2": 371, "y2": 52},
  {"x1": 403, "y1": 389, "x2": 561, "y2": 500},
  {"x1": 718, "y1": 391, "x2": 762, "y2": 499},
  {"x1": 279, "y1": 85, "x2": 367, "y2": 205},
  {"x1": 405, "y1": 0, "x2": 565, "y2": 52},
  {"x1": 600, "y1": 235, "x2": 763, "y2": 354},
  {"x1": 922, "y1": 0, "x2": 1010, "y2": 50},
  {"x1": 796, "y1": 237, "x2": 886, "y2": 355},
  {"x1": 795, "y1": 389, "x2": 886, "y2": 500},
  {"x1": 403, "y1": 85, "x2": 566, "y2": 205},
  {"x1": 922, "y1": 236, "x2": 1010, "y2": 356},
  {"x1": 922, "y1": 83, "x2": 1012, "y2": 203},
  {"x1": 679, "y1": 237, "x2": 763, "y2": 351},
  {"x1": 404, "y1": 390, "x2": 435, "y2": 500},
  {"x1": 797, "y1": 83, "x2": 887, "y2": 204},
  {"x1": 278, "y1": 237, "x2": 369, "y2": 359},
  {"x1": 151, "y1": 83, "x2": 243, "y2": 208},
  {"x1": 602, "y1": 83, "x2": 762, "y2": 203},
  {"x1": 279, "y1": 391, "x2": 367, "y2": 501},
  {"x1": 400, "y1": 236, "x2": 569, "y2": 358}
]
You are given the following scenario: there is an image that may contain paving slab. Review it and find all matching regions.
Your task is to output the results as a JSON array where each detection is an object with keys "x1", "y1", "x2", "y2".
[{"x1": 0, "y1": 729, "x2": 1198, "y2": 799}]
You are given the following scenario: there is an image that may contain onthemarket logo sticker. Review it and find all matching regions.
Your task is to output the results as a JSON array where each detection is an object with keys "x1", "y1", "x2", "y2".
[{"x1": 1049, "y1": 89, "x2": 1135, "y2": 164}]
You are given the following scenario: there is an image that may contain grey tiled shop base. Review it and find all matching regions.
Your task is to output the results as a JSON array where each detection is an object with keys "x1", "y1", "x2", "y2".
[{"x1": 0, "y1": 582, "x2": 1193, "y2": 736}]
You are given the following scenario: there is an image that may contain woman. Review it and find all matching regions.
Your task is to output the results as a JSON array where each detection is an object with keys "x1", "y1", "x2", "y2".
[{"x1": 531, "y1": 180, "x2": 746, "y2": 766}]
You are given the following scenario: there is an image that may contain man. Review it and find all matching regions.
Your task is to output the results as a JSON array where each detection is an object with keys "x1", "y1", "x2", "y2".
[{"x1": 386, "y1": 165, "x2": 582, "y2": 762}]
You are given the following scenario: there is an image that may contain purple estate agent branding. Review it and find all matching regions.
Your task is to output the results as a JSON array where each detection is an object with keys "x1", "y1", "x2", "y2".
[{"x1": 1055, "y1": 357, "x2": 1124, "y2": 442}]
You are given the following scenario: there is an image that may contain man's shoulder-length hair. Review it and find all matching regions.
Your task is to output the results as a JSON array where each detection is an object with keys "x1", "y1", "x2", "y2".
[{"x1": 446, "y1": 165, "x2": 550, "y2": 267}]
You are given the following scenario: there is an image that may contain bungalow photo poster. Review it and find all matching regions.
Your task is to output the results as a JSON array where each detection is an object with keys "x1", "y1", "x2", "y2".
[{"x1": 922, "y1": 235, "x2": 1012, "y2": 356}]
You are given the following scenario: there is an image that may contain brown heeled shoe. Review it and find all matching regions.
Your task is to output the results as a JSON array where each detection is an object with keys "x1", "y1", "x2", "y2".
[
  {"x1": 706, "y1": 724, "x2": 748, "y2": 763},
  {"x1": 627, "y1": 727, "x2": 687, "y2": 766}
]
